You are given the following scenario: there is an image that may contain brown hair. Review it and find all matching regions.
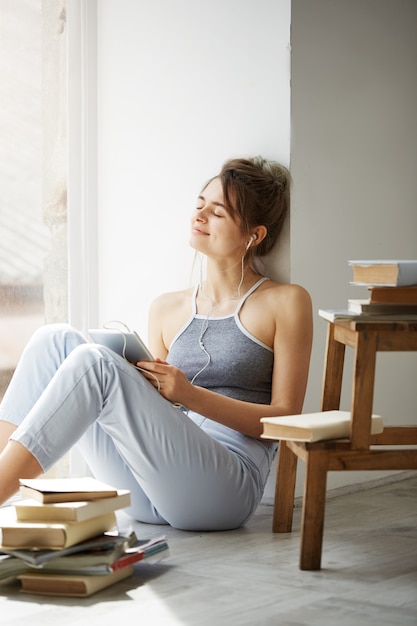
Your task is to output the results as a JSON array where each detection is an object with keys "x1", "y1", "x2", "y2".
[{"x1": 216, "y1": 156, "x2": 290, "y2": 257}]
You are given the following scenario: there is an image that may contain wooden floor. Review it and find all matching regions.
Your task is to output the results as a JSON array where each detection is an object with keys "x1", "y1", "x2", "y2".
[{"x1": 1, "y1": 473, "x2": 416, "y2": 626}]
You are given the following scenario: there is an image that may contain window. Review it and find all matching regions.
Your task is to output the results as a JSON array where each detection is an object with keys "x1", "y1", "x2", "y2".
[{"x1": 0, "y1": 0, "x2": 69, "y2": 476}]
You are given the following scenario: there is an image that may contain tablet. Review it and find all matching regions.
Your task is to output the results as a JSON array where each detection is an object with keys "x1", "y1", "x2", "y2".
[{"x1": 88, "y1": 328, "x2": 154, "y2": 363}]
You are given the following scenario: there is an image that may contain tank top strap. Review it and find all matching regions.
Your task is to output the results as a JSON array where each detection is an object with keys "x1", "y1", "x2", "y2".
[{"x1": 235, "y1": 276, "x2": 270, "y2": 316}]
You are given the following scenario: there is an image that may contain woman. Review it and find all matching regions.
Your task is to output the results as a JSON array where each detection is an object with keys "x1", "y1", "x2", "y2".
[{"x1": 0, "y1": 156, "x2": 312, "y2": 530}]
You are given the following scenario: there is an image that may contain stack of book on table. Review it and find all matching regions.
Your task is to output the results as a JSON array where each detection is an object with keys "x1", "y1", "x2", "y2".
[
  {"x1": 319, "y1": 260, "x2": 417, "y2": 322},
  {"x1": 0, "y1": 477, "x2": 168, "y2": 597}
]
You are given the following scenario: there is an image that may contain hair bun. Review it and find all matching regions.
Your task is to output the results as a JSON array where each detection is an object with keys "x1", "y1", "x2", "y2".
[{"x1": 250, "y1": 156, "x2": 289, "y2": 191}]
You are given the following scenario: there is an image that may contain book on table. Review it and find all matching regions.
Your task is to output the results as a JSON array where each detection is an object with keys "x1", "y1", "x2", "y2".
[
  {"x1": 260, "y1": 410, "x2": 384, "y2": 443},
  {"x1": 14, "y1": 489, "x2": 131, "y2": 523},
  {"x1": 368, "y1": 285, "x2": 417, "y2": 305},
  {"x1": 347, "y1": 299, "x2": 417, "y2": 315},
  {"x1": 348, "y1": 259, "x2": 417, "y2": 287},
  {"x1": 318, "y1": 308, "x2": 417, "y2": 323},
  {"x1": 19, "y1": 477, "x2": 118, "y2": 504}
]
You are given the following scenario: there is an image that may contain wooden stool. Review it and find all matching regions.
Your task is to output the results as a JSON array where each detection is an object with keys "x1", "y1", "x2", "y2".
[{"x1": 272, "y1": 318, "x2": 417, "y2": 570}]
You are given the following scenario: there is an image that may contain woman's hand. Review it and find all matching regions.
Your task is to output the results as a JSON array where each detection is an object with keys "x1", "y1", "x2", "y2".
[{"x1": 137, "y1": 358, "x2": 191, "y2": 404}]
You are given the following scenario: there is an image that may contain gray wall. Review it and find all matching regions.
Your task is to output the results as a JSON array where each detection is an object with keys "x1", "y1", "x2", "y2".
[{"x1": 289, "y1": 0, "x2": 417, "y2": 493}]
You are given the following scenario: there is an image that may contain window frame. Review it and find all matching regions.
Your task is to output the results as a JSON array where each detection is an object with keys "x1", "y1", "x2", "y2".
[
  {"x1": 66, "y1": 0, "x2": 98, "y2": 475},
  {"x1": 67, "y1": 0, "x2": 99, "y2": 334}
]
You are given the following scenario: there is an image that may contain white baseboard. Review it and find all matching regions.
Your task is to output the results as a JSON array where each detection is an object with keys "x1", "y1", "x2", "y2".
[{"x1": 261, "y1": 469, "x2": 415, "y2": 507}]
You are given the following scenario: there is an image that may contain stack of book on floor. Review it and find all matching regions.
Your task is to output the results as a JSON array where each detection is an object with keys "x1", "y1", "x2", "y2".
[
  {"x1": 319, "y1": 260, "x2": 417, "y2": 322},
  {"x1": 0, "y1": 477, "x2": 168, "y2": 597}
]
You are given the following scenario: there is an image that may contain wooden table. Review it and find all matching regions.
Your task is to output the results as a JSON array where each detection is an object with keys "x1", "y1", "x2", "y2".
[{"x1": 273, "y1": 318, "x2": 417, "y2": 570}]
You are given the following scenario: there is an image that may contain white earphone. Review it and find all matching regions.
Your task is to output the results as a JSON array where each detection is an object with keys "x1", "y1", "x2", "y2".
[{"x1": 245, "y1": 234, "x2": 257, "y2": 250}]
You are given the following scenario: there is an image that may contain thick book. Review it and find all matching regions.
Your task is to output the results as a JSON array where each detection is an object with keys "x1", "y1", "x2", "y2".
[
  {"x1": 14, "y1": 489, "x2": 131, "y2": 523},
  {"x1": 17, "y1": 565, "x2": 134, "y2": 597},
  {"x1": 0, "y1": 508, "x2": 117, "y2": 549},
  {"x1": 348, "y1": 260, "x2": 417, "y2": 287},
  {"x1": 347, "y1": 299, "x2": 417, "y2": 315},
  {"x1": 260, "y1": 410, "x2": 384, "y2": 443},
  {"x1": 368, "y1": 286, "x2": 417, "y2": 305},
  {"x1": 19, "y1": 477, "x2": 118, "y2": 504},
  {"x1": 318, "y1": 308, "x2": 417, "y2": 323}
]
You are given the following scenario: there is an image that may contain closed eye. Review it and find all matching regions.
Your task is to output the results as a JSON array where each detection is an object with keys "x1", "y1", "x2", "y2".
[{"x1": 195, "y1": 204, "x2": 225, "y2": 218}]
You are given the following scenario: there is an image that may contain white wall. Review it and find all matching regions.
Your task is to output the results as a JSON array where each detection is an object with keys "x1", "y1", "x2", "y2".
[{"x1": 96, "y1": 0, "x2": 291, "y2": 337}]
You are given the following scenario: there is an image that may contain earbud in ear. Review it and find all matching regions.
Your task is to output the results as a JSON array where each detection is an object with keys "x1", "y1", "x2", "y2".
[{"x1": 245, "y1": 234, "x2": 257, "y2": 250}]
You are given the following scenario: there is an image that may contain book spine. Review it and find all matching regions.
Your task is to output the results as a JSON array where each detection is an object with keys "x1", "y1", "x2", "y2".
[
  {"x1": 109, "y1": 551, "x2": 145, "y2": 572},
  {"x1": 369, "y1": 287, "x2": 417, "y2": 305}
]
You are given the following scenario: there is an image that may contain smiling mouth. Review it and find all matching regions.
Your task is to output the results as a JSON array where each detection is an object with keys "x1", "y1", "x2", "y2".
[{"x1": 192, "y1": 227, "x2": 209, "y2": 236}]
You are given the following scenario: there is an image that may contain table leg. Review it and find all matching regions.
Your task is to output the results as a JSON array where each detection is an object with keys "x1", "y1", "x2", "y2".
[
  {"x1": 321, "y1": 323, "x2": 345, "y2": 411},
  {"x1": 299, "y1": 450, "x2": 328, "y2": 570},
  {"x1": 273, "y1": 440, "x2": 297, "y2": 532},
  {"x1": 350, "y1": 331, "x2": 377, "y2": 448}
]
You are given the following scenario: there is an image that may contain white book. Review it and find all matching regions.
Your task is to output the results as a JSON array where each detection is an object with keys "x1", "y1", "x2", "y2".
[{"x1": 261, "y1": 410, "x2": 384, "y2": 443}]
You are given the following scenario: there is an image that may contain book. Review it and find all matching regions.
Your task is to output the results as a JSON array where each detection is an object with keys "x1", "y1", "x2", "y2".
[
  {"x1": 38, "y1": 536, "x2": 169, "y2": 575},
  {"x1": 348, "y1": 260, "x2": 417, "y2": 287},
  {"x1": 0, "y1": 553, "x2": 30, "y2": 581},
  {"x1": 260, "y1": 410, "x2": 384, "y2": 443},
  {"x1": 0, "y1": 531, "x2": 136, "y2": 567},
  {"x1": 17, "y1": 565, "x2": 134, "y2": 597},
  {"x1": 318, "y1": 308, "x2": 417, "y2": 323},
  {"x1": 368, "y1": 286, "x2": 417, "y2": 305},
  {"x1": 0, "y1": 536, "x2": 168, "y2": 579},
  {"x1": 19, "y1": 477, "x2": 118, "y2": 504},
  {"x1": 0, "y1": 507, "x2": 117, "y2": 549},
  {"x1": 14, "y1": 489, "x2": 131, "y2": 523},
  {"x1": 347, "y1": 299, "x2": 417, "y2": 315}
]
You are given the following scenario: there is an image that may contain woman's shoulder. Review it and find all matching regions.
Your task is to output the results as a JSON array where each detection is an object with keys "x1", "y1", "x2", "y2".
[
  {"x1": 258, "y1": 280, "x2": 312, "y2": 326},
  {"x1": 259, "y1": 279, "x2": 311, "y2": 307},
  {"x1": 241, "y1": 279, "x2": 312, "y2": 349}
]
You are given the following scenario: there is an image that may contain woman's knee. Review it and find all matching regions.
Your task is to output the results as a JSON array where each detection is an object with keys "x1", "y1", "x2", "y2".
[
  {"x1": 29, "y1": 323, "x2": 81, "y2": 346},
  {"x1": 23, "y1": 324, "x2": 87, "y2": 367}
]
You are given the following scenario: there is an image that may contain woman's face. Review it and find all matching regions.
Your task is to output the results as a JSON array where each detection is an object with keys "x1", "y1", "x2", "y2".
[{"x1": 190, "y1": 177, "x2": 247, "y2": 259}]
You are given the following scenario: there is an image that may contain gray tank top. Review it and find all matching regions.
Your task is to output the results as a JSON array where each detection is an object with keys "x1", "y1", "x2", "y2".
[
  {"x1": 167, "y1": 277, "x2": 276, "y2": 490},
  {"x1": 168, "y1": 277, "x2": 273, "y2": 402}
]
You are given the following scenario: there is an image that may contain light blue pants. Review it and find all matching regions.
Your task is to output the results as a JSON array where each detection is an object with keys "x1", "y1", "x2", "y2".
[{"x1": 0, "y1": 324, "x2": 262, "y2": 530}]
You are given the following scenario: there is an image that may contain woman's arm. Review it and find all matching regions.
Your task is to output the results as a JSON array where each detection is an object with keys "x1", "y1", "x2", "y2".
[{"x1": 142, "y1": 284, "x2": 313, "y2": 439}]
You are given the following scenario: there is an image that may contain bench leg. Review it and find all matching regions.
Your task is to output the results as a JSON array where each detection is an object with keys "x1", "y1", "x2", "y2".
[
  {"x1": 299, "y1": 450, "x2": 328, "y2": 570},
  {"x1": 273, "y1": 440, "x2": 297, "y2": 533}
]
